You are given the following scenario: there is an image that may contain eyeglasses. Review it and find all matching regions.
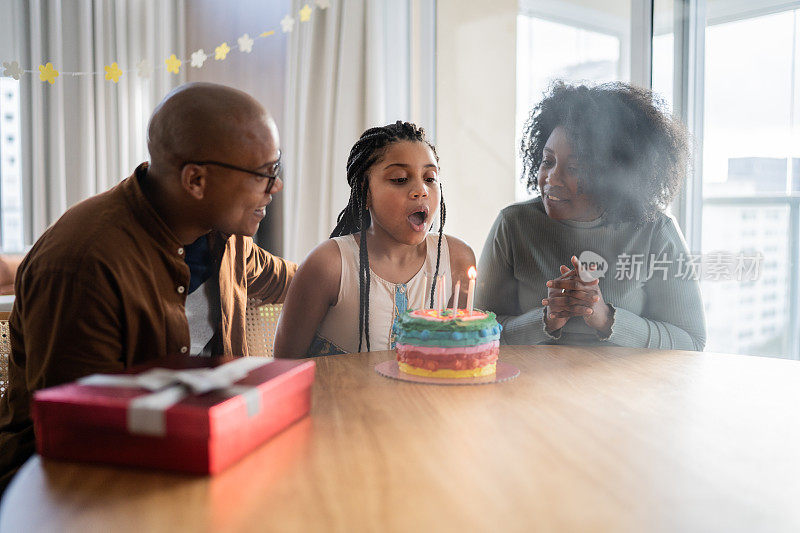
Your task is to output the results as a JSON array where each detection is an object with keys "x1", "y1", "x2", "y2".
[{"x1": 183, "y1": 150, "x2": 282, "y2": 188}]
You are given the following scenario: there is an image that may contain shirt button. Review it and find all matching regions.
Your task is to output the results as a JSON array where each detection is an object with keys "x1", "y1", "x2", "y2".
[
  {"x1": 398, "y1": 285, "x2": 405, "y2": 294},
  {"x1": 177, "y1": 286, "x2": 185, "y2": 294},
  {"x1": 180, "y1": 346, "x2": 188, "y2": 354},
  {"x1": 177, "y1": 247, "x2": 184, "y2": 255}
]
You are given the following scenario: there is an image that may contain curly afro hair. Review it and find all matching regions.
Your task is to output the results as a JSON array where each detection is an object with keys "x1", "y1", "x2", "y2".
[{"x1": 520, "y1": 81, "x2": 689, "y2": 224}]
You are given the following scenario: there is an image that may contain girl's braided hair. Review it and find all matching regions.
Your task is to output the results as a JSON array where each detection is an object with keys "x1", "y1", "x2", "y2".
[{"x1": 331, "y1": 121, "x2": 445, "y2": 352}]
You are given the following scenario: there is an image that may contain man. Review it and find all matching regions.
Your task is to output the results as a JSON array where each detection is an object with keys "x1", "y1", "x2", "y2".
[{"x1": 0, "y1": 83, "x2": 297, "y2": 493}]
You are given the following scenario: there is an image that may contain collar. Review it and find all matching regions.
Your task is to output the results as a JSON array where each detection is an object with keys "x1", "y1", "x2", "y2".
[
  {"x1": 121, "y1": 163, "x2": 185, "y2": 251},
  {"x1": 123, "y1": 163, "x2": 232, "y2": 256}
]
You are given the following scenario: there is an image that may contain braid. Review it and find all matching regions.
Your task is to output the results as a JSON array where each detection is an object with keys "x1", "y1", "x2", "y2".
[
  {"x1": 334, "y1": 121, "x2": 442, "y2": 352},
  {"x1": 331, "y1": 186, "x2": 360, "y2": 238},
  {"x1": 429, "y1": 183, "x2": 446, "y2": 308},
  {"x1": 358, "y1": 185, "x2": 371, "y2": 352}
]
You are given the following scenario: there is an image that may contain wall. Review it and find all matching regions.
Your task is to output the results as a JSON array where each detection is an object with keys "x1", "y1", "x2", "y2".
[
  {"x1": 184, "y1": 0, "x2": 290, "y2": 255},
  {"x1": 436, "y1": 0, "x2": 518, "y2": 260}
]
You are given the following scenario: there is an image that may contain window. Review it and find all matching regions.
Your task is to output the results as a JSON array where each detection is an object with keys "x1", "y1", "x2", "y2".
[{"x1": 653, "y1": 0, "x2": 800, "y2": 359}]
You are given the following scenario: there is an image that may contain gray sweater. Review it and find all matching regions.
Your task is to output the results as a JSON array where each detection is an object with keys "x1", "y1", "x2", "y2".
[{"x1": 475, "y1": 198, "x2": 706, "y2": 350}]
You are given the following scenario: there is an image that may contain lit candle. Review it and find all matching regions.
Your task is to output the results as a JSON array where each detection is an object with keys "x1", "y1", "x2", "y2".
[
  {"x1": 451, "y1": 280, "x2": 460, "y2": 318},
  {"x1": 419, "y1": 274, "x2": 428, "y2": 310},
  {"x1": 466, "y1": 266, "x2": 476, "y2": 315}
]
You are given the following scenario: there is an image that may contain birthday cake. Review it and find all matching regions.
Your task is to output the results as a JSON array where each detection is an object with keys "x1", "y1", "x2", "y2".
[{"x1": 393, "y1": 309, "x2": 502, "y2": 378}]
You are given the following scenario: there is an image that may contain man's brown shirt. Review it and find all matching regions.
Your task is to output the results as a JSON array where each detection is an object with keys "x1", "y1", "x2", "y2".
[{"x1": 0, "y1": 164, "x2": 297, "y2": 492}]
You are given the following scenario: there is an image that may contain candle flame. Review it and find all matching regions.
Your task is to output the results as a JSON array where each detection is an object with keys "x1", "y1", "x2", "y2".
[{"x1": 467, "y1": 266, "x2": 477, "y2": 280}]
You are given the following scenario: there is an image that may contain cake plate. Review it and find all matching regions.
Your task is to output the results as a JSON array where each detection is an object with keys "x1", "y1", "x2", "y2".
[{"x1": 375, "y1": 360, "x2": 520, "y2": 386}]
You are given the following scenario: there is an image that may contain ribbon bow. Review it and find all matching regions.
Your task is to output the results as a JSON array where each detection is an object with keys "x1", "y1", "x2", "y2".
[{"x1": 78, "y1": 357, "x2": 270, "y2": 436}]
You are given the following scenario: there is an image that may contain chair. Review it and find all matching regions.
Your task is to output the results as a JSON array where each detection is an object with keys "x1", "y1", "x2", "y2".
[
  {"x1": 245, "y1": 301, "x2": 283, "y2": 358},
  {"x1": 0, "y1": 312, "x2": 10, "y2": 399}
]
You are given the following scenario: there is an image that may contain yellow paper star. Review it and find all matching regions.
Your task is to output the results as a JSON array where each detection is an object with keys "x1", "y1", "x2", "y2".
[
  {"x1": 260, "y1": 30, "x2": 275, "y2": 38},
  {"x1": 215, "y1": 42, "x2": 231, "y2": 60},
  {"x1": 299, "y1": 4, "x2": 312, "y2": 22},
  {"x1": 165, "y1": 54, "x2": 182, "y2": 74},
  {"x1": 104, "y1": 62, "x2": 123, "y2": 83},
  {"x1": 38, "y1": 62, "x2": 59, "y2": 84}
]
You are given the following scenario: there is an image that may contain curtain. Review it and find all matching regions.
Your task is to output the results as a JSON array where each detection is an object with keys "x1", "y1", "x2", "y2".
[
  {"x1": 282, "y1": 0, "x2": 388, "y2": 263},
  {"x1": 16, "y1": 0, "x2": 185, "y2": 245}
]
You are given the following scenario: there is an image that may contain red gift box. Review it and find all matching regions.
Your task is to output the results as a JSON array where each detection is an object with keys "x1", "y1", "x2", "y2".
[{"x1": 32, "y1": 356, "x2": 315, "y2": 474}]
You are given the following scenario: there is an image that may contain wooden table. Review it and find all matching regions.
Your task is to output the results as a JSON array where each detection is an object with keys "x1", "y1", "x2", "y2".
[{"x1": 2, "y1": 346, "x2": 800, "y2": 532}]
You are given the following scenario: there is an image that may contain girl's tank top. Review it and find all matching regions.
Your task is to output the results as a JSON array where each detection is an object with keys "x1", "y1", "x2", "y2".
[{"x1": 312, "y1": 233, "x2": 452, "y2": 354}]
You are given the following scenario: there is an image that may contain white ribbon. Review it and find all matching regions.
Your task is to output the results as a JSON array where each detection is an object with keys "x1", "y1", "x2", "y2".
[{"x1": 78, "y1": 357, "x2": 271, "y2": 437}]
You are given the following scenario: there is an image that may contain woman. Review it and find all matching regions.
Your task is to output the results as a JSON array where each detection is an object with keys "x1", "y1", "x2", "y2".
[{"x1": 476, "y1": 82, "x2": 705, "y2": 349}]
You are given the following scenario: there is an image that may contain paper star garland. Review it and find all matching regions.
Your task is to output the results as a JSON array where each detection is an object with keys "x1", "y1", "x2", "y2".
[
  {"x1": 165, "y1": 54, "x2": 182, "y2": 74},
  {"x1": 3, "y1": 4, "x2": 337, "y2": 86},
  {"x1": 136, "y1": 59, "x2": 152, "y2": 78},
  {"x1": 104, "y1": 62, "x2": 123, "y2": 83},
  {"x1": 2, "y1": 61, "x2": 22, "y2": 80},
  {"x1": 190, "y1": 49, "x2": 208, "y2": 68},
  {"x1": 237, "y1": 34, "x2": 254, "y2": 53},
  {"x1": 281, "y1": 15, "x2": 295, "y2": 33},
  {"x1": 38, "y1": 63, "x2": 59, "y2": 84},
  {"x1": 215, "y1": 42, "x2": 231, "y2": 60}
]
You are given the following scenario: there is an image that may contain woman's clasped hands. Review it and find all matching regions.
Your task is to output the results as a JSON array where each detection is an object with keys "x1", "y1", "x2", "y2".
[{"x1": 542, "y1": 255, "x2": 613, "y2": 335}]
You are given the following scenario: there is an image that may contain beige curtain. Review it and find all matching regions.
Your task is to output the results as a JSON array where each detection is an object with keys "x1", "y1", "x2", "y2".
[
  {"x1": 15, "y1": 0, "x2": 185, "y2": 244},
  {"x1": 282, "y1": 0, "x2": 391, "y2": 263}
]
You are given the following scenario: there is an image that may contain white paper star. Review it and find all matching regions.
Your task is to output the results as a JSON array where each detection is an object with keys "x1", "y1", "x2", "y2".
[
  {"x1": 315, "y1": 0, "x2": 330, "y2": 9},
  {"x1": 281, "y1": 15, "x2": 296, "y2": 33},
  {"x1": 136, "y1": 59, "x2": 152, "y2": 79},
  {"x1": 237, "y1": 33, "x2": 254, "y2": 53},
  {"x1": 190, "y1": 49, "x2": 208, "y2": 68},
  {"x1": 2, "y1": 61, "x2": 23, "y2": 80}
]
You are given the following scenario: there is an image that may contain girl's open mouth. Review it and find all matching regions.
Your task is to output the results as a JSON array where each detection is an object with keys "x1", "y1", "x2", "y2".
[{"x1": 407, "y1": 208, "x2": 428, "y2": 232}]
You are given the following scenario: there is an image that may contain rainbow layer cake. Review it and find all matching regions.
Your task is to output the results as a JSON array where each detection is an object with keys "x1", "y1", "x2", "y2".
[{"x1": 393, "y1": 309, "x2": 502, "y2": 378}]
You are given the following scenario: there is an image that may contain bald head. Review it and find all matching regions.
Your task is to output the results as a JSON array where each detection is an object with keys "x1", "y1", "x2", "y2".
[{"x1": 147, "y1": 82, "x2": 278, "y2": 173}]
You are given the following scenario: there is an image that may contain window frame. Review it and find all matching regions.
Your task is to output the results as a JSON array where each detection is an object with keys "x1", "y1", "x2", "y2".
[{"x1": 658, "y1": 0, "x2": 800, "y2": 359}]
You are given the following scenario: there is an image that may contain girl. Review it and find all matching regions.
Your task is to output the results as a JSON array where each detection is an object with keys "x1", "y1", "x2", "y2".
[{"x1": 274, "y1": 121, "x2": 475, "y2": 357}]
